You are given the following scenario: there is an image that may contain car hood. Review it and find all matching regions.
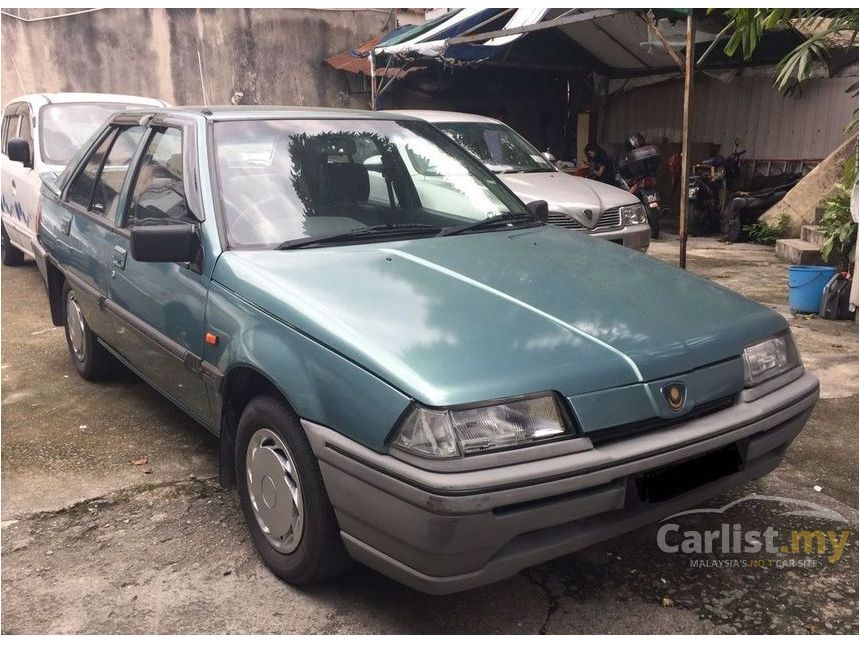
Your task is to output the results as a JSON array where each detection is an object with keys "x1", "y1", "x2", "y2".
[
  {"x1": 213, "y1": 227, "x2": 786, "y2": 407},
  {"x1": 499, "y1": 171, "x2": 636, "y2": 225}
]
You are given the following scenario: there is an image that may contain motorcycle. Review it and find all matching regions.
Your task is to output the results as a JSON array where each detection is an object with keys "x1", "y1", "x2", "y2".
[
  {"x1": 686, "y1": 141, "x2": 746, "y2": 236},
  {"x1": 723, "y1": 176, "x2": 801, "y2": 242},
  {"x1": 616, "y1": 133, "x2": 665, "y2": 238}
]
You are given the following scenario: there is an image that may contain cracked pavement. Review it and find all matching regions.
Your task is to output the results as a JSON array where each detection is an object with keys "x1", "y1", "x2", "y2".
[{"x1": 1, "y1": 238, "x2": 858, "y2": 634}]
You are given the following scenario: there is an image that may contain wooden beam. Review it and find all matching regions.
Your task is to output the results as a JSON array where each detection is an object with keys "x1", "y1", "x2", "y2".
[
  {"x1": 446, "y1": 9, "x2": 623, "y2": 46},
  {"x1": 679, "y1": 14, "x2": 696, "y2": 270},
  {"x1": 641, "y1": 12, "x2": 684, "y2": 71}
]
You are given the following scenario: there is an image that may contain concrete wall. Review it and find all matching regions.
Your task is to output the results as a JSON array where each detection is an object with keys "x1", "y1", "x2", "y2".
[
  {"x1": 1, "y1": 7, "x2": 391, "y2": 108},
  {"x1": 602, "y1": 66, "x2": 858, "y2": 160}
]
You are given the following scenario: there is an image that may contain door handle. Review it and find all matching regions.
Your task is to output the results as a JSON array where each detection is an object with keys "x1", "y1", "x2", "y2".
[
  {"x1": 112, "y1": 246, "x2": 127, "y2": 270},
  {"x1": 60, "y1": 215, "x2": 72, "y2": 235},
  {"x1": 10, "y1": 179, "x2": 15, "y2": 189}
]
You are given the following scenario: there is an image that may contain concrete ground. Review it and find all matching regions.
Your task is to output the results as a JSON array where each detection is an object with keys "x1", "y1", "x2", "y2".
[{"x1": 1, "y1": 237, "x2": 857, "y2": 634}]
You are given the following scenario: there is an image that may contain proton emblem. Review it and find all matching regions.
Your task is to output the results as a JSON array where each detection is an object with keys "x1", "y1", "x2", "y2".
[
  {"x1": 582, "y1": 208, "x2": 597, "y2": 229},
  {"x1": 661, "y1": 382, "x2": 687, "y2": 412}
]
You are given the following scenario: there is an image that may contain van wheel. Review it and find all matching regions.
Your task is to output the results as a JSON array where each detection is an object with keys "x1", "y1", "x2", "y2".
[
  {"x1": 1, "y1": 223, "x2": 24, "y2": 266},
  {"x1": 236, "y1": 395, "x2": 350, "y2": 585},
  {"x1": 62, "y1": 282, "x2": 115, "y2": 380}
]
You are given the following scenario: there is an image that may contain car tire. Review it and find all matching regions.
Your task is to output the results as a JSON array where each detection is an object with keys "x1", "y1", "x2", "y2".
[
  {"x1": 1, "y1": 223, "x2": 25, "y2": 266},
  {"x1": 62, "y1": 282, "x2": 116, "y2": 380},
  {"x1": 236, "y1": 395, "x2": 351, "y2": 586}
]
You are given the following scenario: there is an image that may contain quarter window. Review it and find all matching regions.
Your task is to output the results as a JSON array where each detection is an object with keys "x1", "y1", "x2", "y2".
[
  {"x1": 125, "y1": 127, "x2": 191, "y2": 227},
  {"x1": 66, "y1": 125, "x2": 145, "y2": 217},
  {"x1": 66, "y1": 130, "x2": 116, "y2": 211},
  {"x1": 91, "y1": 126, "x2": 145, "y2": 219}
]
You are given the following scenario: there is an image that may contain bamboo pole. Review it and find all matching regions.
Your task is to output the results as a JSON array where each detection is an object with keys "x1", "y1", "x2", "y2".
[{"x1": 678, "y1": 13, "x2": 696, "y2": 270}]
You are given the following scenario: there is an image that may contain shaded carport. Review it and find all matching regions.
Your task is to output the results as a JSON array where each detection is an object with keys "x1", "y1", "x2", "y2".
[{"x1": 326, "y1": 8, "x2": 808, "y2": 266}]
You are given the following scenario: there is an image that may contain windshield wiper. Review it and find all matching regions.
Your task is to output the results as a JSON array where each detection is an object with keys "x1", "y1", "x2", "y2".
[
  {"x1": 278, "y1": 223, "x2": 441, "y2": 250},
  {"x1": 437, "y1": 212, "x2": 541, "y2": 237}
]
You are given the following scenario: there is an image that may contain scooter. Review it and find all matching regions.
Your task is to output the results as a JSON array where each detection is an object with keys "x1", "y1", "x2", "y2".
[{"x1": 616, "y1": 132, "x2": 664, "y2": 238}]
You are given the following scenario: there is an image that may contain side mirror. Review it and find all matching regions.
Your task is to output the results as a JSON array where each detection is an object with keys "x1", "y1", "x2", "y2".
[
  {"x1": 527, "y1": 200, "x2": 549, "y2": 222},
  {"x1": 7, "y1": 138, "x2": 32, "y2": 168},
  {"x1": 542, "y1": 151, "x2": 557, "y2": 164},
  {"x1": 130, "y1": 223, "x2": 199, "y2": 263}
]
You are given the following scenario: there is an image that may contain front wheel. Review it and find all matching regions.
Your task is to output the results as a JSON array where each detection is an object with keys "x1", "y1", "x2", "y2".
[
  {"x1": 236, "y1": 395, "x2": 350, "y2": 586},
  {"x1": 1, "y1": 223, "x2": 25, "y2": 266}
]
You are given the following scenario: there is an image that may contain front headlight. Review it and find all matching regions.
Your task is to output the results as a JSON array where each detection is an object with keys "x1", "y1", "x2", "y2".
[
  {"x1": 390, "y1": 394, "x2": 571, "y2": 458},
  {"x1": 620, "y1": 203, "x2": 647, "y2": 225},
  {"x1": 743, "y1": 331, "x2": 801, "y2": 387}
]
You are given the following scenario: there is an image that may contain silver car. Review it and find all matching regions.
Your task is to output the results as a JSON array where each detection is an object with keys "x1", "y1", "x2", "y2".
[{"x1": 387, "y1": 110, "x2": 651, "y2": 252}]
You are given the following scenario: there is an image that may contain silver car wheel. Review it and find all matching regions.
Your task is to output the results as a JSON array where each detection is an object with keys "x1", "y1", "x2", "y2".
[
  {"x1": 65, "y1": 291, "x2": 87, "y2": 362},
  {"x1": 246, "y1": 427, "x2": 304, "y2": 554}
]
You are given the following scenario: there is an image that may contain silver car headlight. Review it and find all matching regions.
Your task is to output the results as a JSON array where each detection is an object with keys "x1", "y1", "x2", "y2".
[
  {"x1": 620, "y1": 203, "x2": 647, "y2": 225},
  {"x1": 390, "y1": 394, "x2": 571, "y2": 458},
  {"x1": 743, "y1": 331, "x2": 801, "y2": 387}
]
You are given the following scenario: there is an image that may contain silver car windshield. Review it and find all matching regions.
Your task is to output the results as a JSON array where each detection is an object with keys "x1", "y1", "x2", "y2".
[
  {"x1": 39, "y1": 102, "x2": 153, "y2": 166},
  {"x1": 213, "y1": 118, "x2": 529, "y2": 248},
  {"x1": 438, "y1": 122, "x2": 555, "y2": 174}
]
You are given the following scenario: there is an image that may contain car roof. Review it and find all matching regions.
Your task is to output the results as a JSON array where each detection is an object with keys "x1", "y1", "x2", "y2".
[
  {"x1": 113, "y1": 105, "x2": 427, "y2": 122},
  {"x1": 383, "y1": 110, "x2": 503, "y2": 125},
  {"x1": 6, "y1": 92, "x2": 168, "y2": 108}
]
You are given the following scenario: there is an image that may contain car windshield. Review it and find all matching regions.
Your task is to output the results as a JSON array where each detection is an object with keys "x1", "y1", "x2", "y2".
[
  {"x1": 40, "y1": 102, "x2": 154, "y2": 166},
  {"x1": 437, "y1": 122, "x2": 555, "y2": 174},
  {"x1": 213, "y1": 118, "x2": 530, "y2": 248}
]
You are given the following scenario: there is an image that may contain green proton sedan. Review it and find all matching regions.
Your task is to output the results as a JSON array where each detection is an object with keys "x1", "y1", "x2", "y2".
[{"x1": 34, "y1": 107, "x2": 819, "y2": 594}]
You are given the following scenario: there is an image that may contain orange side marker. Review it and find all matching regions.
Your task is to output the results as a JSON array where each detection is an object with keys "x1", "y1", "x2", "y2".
[{"x1": 205, "y1": 332, "x2": 219, "y2": 346}]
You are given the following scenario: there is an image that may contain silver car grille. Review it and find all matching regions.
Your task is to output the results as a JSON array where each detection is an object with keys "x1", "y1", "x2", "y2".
[{"x1": 547, "y1": 207, "x2": 622, "y2": 231}]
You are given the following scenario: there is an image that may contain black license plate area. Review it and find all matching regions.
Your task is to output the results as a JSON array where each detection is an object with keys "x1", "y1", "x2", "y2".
[{"x1": 636, "y1": 444, "x2": 743, "y2": 503}]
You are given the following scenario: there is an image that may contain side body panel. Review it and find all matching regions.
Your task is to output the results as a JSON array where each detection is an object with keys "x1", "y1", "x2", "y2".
[{"x1": 203, "y1": 279, "x2": 412, "y2": 450}]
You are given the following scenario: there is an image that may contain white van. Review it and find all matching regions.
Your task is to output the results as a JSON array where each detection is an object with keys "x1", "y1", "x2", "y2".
[{"x1": 1, "y1": 93, "x2": 168, "y2": 265}]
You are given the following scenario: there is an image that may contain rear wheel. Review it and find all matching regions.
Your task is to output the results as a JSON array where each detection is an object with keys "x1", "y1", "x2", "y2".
[
  {"x1": 62, "y1": 282, "x2": 116, "y2": 380},
  {"x1": 647, "y1": 206, "x2": 661, "y2": 239},
  {"x1": 1, "y1": 223, "x2": 24, "y2": 266},
  {"x1": 688, "y1": 204, "x2": 707, "y2": 237},
  {"x1": 236, "y1": 395, "x2": 350, "y2": 585}
]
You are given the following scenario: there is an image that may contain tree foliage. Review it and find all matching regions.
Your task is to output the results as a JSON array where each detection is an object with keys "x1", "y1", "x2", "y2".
[{"x1": 718, "y1": 8, "x2": 858, "y2": 124}]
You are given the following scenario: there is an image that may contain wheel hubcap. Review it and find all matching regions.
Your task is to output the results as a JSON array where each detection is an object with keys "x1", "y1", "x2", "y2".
[
  {"x1": 66, "y1": 291, "x2": 87, "y2": 362},
  {"x1": 246, "y1": 428, "x2": 304, "y2": 553}
]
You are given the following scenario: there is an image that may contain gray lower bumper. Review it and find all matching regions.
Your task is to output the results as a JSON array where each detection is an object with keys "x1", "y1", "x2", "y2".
[
  {"x1": 590, "y1": 223, "x2": 650, "y2": 252},
  {"x1": 304, "y1": 371, "x2": 818, "y2": 594}
]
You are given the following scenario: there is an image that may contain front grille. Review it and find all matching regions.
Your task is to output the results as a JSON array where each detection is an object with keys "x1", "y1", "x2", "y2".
[
  {"x1": 588, "y1": 395, "x2": 737, "y2": 446},
  {"x1": 547, "y1": 207, "x2": 622, "y2": 231}
]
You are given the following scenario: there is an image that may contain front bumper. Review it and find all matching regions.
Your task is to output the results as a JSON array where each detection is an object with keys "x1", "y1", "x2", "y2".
[
  {"x1": 304, "y1": 370, "x2": 818, "y2": 594},
  {"x1": 590, "y1": 222, "x2": 650, "y2": 252}
]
